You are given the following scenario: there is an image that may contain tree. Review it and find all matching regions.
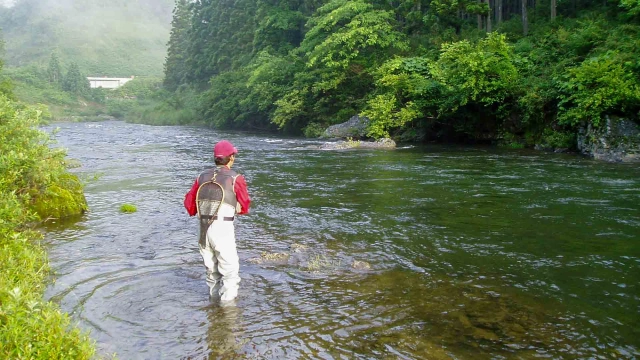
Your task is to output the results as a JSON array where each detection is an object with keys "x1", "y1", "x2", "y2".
[
  {"x1": 486, "y1": 0, "x2": 492, "y2": 32},
  {"x1": 47, "y1": 51, "x2": 62, "y2": 85},
  {"x1": 253, "y1": 0, "x2": 307, "y2": 54},
  {"x1": 164, "y1": 0, "x2": 192, "y2": 91},
  {"x1": 620, "y1": 0, "x2": 640, "y2": 16},
  {"x1": 62, "y1": 62, "x2": 89, "y2": 95},
  {"x1": 0, "y1": 31, "x2": 14, "y2": 98},
  {"x1": 301, "y1": 0, "x2": 408, "y2": 86},
  {"x1": 521, "y1": 0, "x2": 528, "y2": 36},
  {"x1": 430, "y1": 0, "x2": 489, "y2": 34},
  {"x1": 184, "y1": 0, "x2": 258, "y2": 87},
  {"x1": 270, "y1": 0, "x2": 409, "y2": 130},
  {"x1": 429, "y1": 32, "x2": 519, "y2": 114}
]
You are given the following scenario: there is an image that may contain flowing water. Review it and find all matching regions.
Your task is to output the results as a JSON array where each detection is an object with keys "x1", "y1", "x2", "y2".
[{"x1": 43, "y1": 121, "x2": 639, "y2": 359}]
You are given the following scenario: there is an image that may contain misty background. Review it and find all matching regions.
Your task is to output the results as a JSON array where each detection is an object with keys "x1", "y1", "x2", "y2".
[{"x1": 0, "y1": 0, "x2": 175, "y2": 76}]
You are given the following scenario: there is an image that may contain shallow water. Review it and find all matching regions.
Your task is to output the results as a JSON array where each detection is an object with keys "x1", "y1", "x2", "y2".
[{"x1": 43, "y1": 121, "x2": 640, "y2": 359}]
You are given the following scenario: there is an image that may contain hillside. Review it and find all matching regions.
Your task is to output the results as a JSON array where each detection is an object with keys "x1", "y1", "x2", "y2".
[{"x1": 0, "y1": 0, "x2": 174, "y2": 76}]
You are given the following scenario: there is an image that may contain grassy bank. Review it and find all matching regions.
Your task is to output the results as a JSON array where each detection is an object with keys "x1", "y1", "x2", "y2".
[
  {"x1": 4, "y1": 64, "x2": 175, "y2": 125},
  {"x1": 0, "y1": 94, "x2": 96, "y2": 358}
]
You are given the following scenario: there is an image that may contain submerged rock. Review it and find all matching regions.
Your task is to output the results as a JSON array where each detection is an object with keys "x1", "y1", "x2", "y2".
[
  {"x1": 325, "y1": 270, "x2": 576, "y2": 356},
  {"x1": 290, "y1": 243, "x2": 309, "y2": 253},
  {"x1": 320, "y1": 138, "x2": 396, "y2": 150},
  {"x1": 352, "y1": 260, "x2": 371, "y2": 270},
  {"x1": 247, "y1": 251, "x2": 290, "y2": 264}
]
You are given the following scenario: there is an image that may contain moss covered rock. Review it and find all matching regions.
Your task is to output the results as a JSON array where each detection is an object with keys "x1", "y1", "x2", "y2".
[
  {"x1": 30, "y1": 173, "x2": 87, "y2": 220},
  {"x1": 578, "y1": 116, "x2": 640, "y2": 162}
]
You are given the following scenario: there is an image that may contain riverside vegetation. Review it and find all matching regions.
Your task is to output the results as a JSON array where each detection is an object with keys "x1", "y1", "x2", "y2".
[
  {"x1": 2, "y1": 1, "x2": 639, "y2": 151},
  {"x1": 0, "y1": 56, "x2": 96, "y2": 357},
  {"x1": 156, "y1": 0, "x2": 640, "y2": 151}
]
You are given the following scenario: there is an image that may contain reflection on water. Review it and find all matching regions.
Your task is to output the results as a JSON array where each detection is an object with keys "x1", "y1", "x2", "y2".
[
  {"x1": 42, "y1": 121, "x2": 640, "y2": 359},
  {"x1": 206, "y1": 304, "x2": 245, "y2": 359}
]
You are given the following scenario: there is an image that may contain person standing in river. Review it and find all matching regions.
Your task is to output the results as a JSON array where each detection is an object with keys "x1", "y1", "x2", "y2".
[{"x1": 184, "y1": 140, "x2": 251, "y2": 302}]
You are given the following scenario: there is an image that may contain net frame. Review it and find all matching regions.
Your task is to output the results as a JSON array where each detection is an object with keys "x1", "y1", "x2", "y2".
[{"x1": 195, "y1": 179, "x2": 226, "y2": 224}]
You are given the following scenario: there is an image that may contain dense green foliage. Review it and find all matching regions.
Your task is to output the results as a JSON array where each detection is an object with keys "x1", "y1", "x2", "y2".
[
  {"x1": 0, "y1": 0, "x2": 174, "y2": 76},
  {"x1": 0, "y1": 60, "x2": 94, "y2": 357},
  {"x1": 163, "y1": 0, "x2": 192, "y2": 92},
  {"x1": 151, "y1": 0, "x2": 640, "y2": 146}
]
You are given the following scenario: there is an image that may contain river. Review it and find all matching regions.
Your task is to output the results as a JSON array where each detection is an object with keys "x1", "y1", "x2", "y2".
[{"x1": 43, "y1": 121, "x2": 639, "y2": 359}]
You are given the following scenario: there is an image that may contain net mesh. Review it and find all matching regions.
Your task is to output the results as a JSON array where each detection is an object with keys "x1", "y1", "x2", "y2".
[{"x1": 196, "y1": 182, "x2": 224, "y2": 217}]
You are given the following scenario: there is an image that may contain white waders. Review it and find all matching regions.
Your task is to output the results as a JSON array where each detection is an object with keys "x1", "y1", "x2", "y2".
[{"x1": 199, "y1": 204, "x2": 240, "y2": 301}]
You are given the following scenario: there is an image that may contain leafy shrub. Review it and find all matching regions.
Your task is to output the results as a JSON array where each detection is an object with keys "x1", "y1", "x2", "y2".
[
  {"x1": 540, "y1": 128, "x2": 576, "y2": 149},
  {"x1": 106, "y1": 98, "x2": 136, "y2": 118},
  {"x1": 363, "y1": 94, "x2": 422, "y2": 139},
  {"x1": 0, "y1": 94, "x2": 94, "y2": 358},
  {"x1": 0, "y1": 96, "x2": 87, "y2": 219},
  {"x1": 303, "y1": 122, "x2": 325, "y2": 138},
  {"x1": 361, "y1": 56, "x2": 435, "y2": 139},
  {"x1": 620, "y1": 0, "x2": 640, "y2": 16},
  {"x1": 557, "y1": 53, "x2": 640, "y2": 128},
  {"x1": 566, "y1": 18, "x2": 607, "y2": 58},
  {"x1": 430, "y1": 32, "x2": 519, "y2": 112},
  {"x1": 112, "y1": 77, "x2": 162, "y2": 100},
  {"x1": 499, "y1": 132, "x2": 525, "y2": 149}
]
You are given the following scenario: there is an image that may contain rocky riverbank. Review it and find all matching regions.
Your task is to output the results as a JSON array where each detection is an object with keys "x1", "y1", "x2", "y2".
[{"x1": 577, "y1": 117, "x2": 640, "y2": 163}]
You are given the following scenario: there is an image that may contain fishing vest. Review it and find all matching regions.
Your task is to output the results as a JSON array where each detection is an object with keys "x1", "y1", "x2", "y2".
[
  {"x1": 196, "y1": 167, "x2": 239, "y2": 246},
  {"x1": 197, "y1": 167, "x2": 239, "y2": 210}
]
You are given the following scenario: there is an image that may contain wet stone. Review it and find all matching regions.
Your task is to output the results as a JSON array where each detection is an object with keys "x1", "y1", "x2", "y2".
[
  {"x1": 352, "y1": 260, "x2": 372, "y2": 270},
  {"x1": 290, "y1": 243, "x2": 309, "y2": 253},
  {"x1": 246, "y1": 251, "x2": 290, "y2": 264}
]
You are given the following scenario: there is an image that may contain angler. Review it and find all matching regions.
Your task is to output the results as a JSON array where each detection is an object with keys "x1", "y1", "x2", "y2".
[{"x1": 184, "y1": 140, "x2": 251, "y2": 302}]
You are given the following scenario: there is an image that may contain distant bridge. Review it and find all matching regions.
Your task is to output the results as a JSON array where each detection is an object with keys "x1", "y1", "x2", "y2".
[{"x1": 87, "y1": 76, "x2": 135, "y2": 89}]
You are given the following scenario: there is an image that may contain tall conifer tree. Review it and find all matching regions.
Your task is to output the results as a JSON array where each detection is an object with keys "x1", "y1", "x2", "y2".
[
  {"x1": 47, "y1": 51, "x2": 62, "y2": 86},
  {"x1": 164, "y1": 0, "x2": 192, "y2": 91}
]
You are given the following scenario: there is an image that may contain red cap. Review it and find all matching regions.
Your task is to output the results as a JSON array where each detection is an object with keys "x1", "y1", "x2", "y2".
[{"x1": 213, "y1": 140, "x2": 238, "y2": 157}]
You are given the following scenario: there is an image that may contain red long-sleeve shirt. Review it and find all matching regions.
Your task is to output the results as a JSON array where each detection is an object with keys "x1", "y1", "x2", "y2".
[{"x1": 183, "y1": 169, "x2": 251, "y2": 216}]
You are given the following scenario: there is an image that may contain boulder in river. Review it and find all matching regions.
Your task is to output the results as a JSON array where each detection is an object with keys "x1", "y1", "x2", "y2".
[
  {"x1": 320, "y1": 138, "x2": 396, "y2": 150},
  {"x1": 323, "y1": 115, "x2": 370, "y2": 139}
]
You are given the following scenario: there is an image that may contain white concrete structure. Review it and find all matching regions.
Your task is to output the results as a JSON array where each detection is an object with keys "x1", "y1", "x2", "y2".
[{"x1": 87, "y1": 76, "x2": 135, "y2": 89}]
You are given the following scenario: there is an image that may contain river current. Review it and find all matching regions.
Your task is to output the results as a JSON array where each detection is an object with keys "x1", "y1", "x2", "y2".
[{"x1": 43, "y1": 121, "x2": 639, "y2": 359}]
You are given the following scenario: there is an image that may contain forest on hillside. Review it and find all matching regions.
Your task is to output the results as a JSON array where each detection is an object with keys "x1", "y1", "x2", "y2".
[
  {"x1": 0, "y1": 0, "x2": 174, "y2": 76},
  {"x1": 0, "y1": 0, "x2": 175, "y2": 119},
  {"x1": 149, "y1": 0, "x2": 640, "y2": 148}
]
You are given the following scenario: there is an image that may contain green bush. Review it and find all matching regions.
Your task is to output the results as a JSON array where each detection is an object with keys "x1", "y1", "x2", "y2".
[
  {"x1": 498, "y1": 132, "x2": 525, "y2": 149},
  {"x1": 0, "y1": 94, "x2": 95, "y2": 358},
  {"x1": 621, "y1": 0, "x2": 640, "y2": 16},
  {"x1": 540, "y1": 128, "x2": 576, "y2": 149},
  {"x1": 557, "y1": 53, "x2": 640, "y2": 128},
  {"x1": 106, "y1": 98, "x2": 136, "y2": 118},
  {"x1": 112, "y1": 77, "x2": 162, "y2": 100},
  {"x1": 303, "y1": 122, "x2": 326, "y2": 138},
  {"x1": 430, "y1": 33, "x2": 519, "y2": 112}
]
